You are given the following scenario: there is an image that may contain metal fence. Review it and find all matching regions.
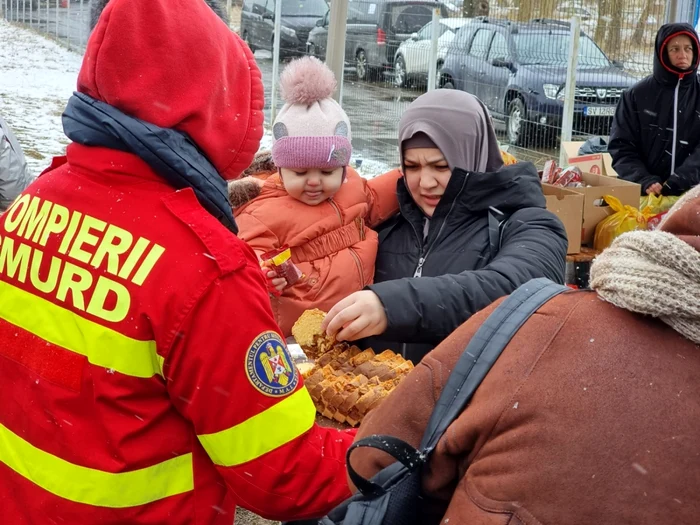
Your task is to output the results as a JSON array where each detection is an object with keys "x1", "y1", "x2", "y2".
[
  {"x1": 1, "y1": 0, "x2": 91, "y2": 52},
  {"x1": 245, "y1": 0, "x2": 685, "y2": 170},
  {"x1": 2, "y1": 0, "x2": 691, "y2": 170}
]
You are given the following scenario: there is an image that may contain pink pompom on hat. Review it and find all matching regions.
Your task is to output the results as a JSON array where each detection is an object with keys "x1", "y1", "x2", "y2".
[{"x1": 272, "y1": 56, "x2": 352, "y2": 170}]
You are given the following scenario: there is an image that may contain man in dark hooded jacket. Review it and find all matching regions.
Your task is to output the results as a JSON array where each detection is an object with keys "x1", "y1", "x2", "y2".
[{"x1": 609, "y1": 23, "x2": 700, "y2": 196}]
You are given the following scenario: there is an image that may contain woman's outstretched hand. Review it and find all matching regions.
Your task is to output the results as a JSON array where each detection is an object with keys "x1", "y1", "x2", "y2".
[{"x1": 322, "y1": 291, "x2": 388, "y2": 342}]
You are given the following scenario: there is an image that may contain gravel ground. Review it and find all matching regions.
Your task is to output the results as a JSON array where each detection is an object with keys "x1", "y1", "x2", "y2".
[{"x1": 235, "y1": 508, "x2": 279, "y2": 525}]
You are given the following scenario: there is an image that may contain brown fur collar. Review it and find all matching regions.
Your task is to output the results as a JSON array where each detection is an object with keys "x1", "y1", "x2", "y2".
[{"x1": 228, "y1": 151, "x2": 276, "y2": 208}]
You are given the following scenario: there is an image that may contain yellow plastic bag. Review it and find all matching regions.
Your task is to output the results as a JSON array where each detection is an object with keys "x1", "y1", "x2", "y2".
[
  {"x1": 594, "y1": 195, "x2": 654, "y2": 251},
  {"x1": 501, "y1": 149, "x2": 517, "y2": 165},
  {"x1": 639, "y1": 194, "x2": 680, "y2": 215}
]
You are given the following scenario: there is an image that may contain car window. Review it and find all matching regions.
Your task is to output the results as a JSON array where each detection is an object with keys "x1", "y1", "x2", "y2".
[
  {"x1": 252, "y1": 0, "x2": 266, "y2": 15},
  {"x1": 454, "y1": 25, "x2": 474, "y2": 49},
  {"x1": 281, "y1": 0, "x2": 328, "y2": 16},
  {"x1": 469, "y1": 29, "x2": 493, "y2": 60},
  {"x1": 389, "y1": 4, "x2": 433, "y2": 35},
  {"x1": 349, "y1": 1, "x2": 379, "y2": 23},
  {"x1": 243, "y1": 0, "x2": 254, "y2": 13},
  {"x1": 514, "y1": 32, "x2": 610, "y2": 68},
  {"x1": 416, "y1": 22, "x2": 432, "y2": 40},
  {"x1": 487, "y1": 32, "x2": 509, "y2": 61}
]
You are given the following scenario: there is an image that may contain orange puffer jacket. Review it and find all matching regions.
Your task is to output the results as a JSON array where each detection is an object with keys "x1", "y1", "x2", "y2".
[{"x1": 232, "y1": 161, "x2": 401, "y2": 335}]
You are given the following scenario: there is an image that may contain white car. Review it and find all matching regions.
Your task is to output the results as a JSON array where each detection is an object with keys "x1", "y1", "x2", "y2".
[{"x1": 394, "y1": 18, "x2": 472, "y2": 89}]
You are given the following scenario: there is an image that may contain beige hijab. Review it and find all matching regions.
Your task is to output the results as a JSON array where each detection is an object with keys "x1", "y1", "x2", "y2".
[{"x1": 398, "y1": 90, "x2": 504, "y2": 174}]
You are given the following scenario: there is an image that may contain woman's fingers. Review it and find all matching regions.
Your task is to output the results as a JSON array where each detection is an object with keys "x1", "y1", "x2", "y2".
[
  {"x1": 324, "y1": 300, "x2": 363, "y2": 338},
  {"x1": 323, "y1": 295, "x2": 358, "y2": 333},
  {"x1": 336, "y1": 316, "x2": 371, "y2": 342}
]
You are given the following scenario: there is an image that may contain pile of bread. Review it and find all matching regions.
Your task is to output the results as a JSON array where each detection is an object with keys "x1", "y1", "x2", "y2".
[{"x1": 291, "y1": 309, "x2": 414, "y2": 426}]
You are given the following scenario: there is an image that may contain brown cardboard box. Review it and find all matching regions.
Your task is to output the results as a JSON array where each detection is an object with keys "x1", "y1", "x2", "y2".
[
  {"x1": 562, "y1": 141, "x2": 618, "y2": 178},
  {"x1": 570, "y1": 172, "x2": 641, "y2": 244},
  {"x1": 542, "y1": 184, "x2": 584, "y2": 255}
]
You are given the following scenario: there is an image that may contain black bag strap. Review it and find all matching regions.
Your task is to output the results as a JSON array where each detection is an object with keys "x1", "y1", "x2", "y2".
[
  {"x1": 420, "y1": 278, "x2": 568, "y2": 451},
  {"x1": 347, "y1": 435, "x2": 422, "y2": 497}
]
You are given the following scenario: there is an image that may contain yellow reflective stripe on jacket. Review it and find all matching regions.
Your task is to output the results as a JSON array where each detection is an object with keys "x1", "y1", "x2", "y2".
[
  {"x1": 0, "y1": 422, "x2": 193, "y2": 508},
  {"x1": 0, "y1": 280, "x2": 161, "y2": 378},
  {"x1": 198, "y1": 388, "x2": 316, "y2": 467}
]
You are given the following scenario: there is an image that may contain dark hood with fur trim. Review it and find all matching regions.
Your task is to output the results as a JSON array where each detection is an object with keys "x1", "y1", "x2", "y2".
[{"x1": 90, "y1": 0, "x2": 228, "y2": 30}]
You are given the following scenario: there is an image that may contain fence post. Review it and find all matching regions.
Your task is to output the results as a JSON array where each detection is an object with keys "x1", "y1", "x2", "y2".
[
  {"x1": 559, "y1": 15, "x2": 580, "y2": 167},
  {"x1": 427, "y1": 4, "x2": 440, "y2": 91},
  {"x1": 326, "y1": 0, "x2": 349, "y2": 103},
  {"x1": 67, "y1": 0, "x2": 71, "y2": 48},
  {"x1": 81, "y1": 0, "x2": 85, "y2": 47},
  {"x1": 270, "y1": 0, "x2": 283, "y2": 123}
]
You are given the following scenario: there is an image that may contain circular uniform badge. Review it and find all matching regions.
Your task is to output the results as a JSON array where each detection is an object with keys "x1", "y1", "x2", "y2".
[{"x1": 245, "y1": 331, "x2": 299, "y2": 397}]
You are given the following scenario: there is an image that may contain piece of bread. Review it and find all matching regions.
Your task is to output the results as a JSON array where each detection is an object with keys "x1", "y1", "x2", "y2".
[
  {"x1": 292, "y1": 310, "x2": 415, "y2": 427},
  {"x1": 291, "y1": 309, "x2": 336, "y2": 359}
]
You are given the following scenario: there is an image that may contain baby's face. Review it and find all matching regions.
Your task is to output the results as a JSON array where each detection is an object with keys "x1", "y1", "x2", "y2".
[{"x1": 279, "y1": 167, "x2": 344, "y2": 205}]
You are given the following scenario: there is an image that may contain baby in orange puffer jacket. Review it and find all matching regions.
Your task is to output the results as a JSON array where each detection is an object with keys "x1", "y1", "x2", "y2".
[{"x1": 228, "y1": 57, "x2": 400, "y2": 336}]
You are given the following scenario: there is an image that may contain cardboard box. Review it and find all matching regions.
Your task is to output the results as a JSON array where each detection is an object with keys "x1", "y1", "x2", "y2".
[
  {"x1": 542, "y1": 184, "x2": 584, "y2": 255},
  {"x1": 562, "y1": 141, "x2": 618, "y2": 178},
  {"x1": 570, "y1": 172, "x2": 641, "y2": 245}
]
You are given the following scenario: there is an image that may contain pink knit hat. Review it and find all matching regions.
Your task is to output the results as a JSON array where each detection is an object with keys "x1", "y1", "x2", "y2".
[{"x1": 272, "y1": 57, "x2": 352, "y2": 169}]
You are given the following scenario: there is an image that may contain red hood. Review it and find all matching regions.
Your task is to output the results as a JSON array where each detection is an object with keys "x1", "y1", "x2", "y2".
[{"x1": 78, "y1": 0, "x2": 264, "y2": 180}]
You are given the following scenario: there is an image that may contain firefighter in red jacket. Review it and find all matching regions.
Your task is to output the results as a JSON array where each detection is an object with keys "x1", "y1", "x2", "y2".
[{"x1": 0, "y1": 0, "x2": 353, "y2": 523}]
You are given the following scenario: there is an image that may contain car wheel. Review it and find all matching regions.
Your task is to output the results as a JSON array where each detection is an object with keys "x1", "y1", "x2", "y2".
[
  {"x1": 507, "y1": 97, "x2": 529, "y2": 147},
  {"x1": 394, "y1": 55, "x2": 407, "y2": 88},
  {"x1": 243, "y1": 32, "x2": 256, "y2": 53},
  {"x1": 356, "y1": 50, "x2": 368, "y2": 81}
]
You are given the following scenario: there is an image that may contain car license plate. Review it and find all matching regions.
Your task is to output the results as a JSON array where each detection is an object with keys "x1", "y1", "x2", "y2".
[{"x1": 583, "y1": 106, "x2": 615, "y2": 117}]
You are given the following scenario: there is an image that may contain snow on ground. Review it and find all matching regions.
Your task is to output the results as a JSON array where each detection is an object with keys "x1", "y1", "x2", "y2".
[{"x1": 0, "y1": 20, "x2": 82, "y2": 176}]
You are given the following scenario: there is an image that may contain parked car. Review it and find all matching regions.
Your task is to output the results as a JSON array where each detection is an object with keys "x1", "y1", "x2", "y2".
[
  {"x1": 240, "y1": 0, "x2": 328, "y2": 57},
  {"x1": 394, "y1": 17, "x2": 472, "y2": 88},
  {"x1": 307, "y1": 0, "x2": 448, "y2": 81},
  {"x1": 439, "y1": 18, "x2": 637, "y2": 145}
]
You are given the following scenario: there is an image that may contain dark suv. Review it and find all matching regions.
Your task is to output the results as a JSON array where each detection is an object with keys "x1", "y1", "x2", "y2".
[
  {"x1": 439, "y1": 18, "x2": 637, "y2": 145},
  {"x1": 307, "y1": 0, "x2": 447, "y2": 81},
  {"x1": 240, "y1": 0, "x2": 328, "y2": 57}
]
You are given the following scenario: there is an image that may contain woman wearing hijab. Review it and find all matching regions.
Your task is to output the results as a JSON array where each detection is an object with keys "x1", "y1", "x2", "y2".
[{"x1": 323, "y1": 90, "x2": 568, "y2": 363}]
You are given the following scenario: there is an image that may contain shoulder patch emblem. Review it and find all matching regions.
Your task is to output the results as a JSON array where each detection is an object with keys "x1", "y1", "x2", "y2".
[{"x1": 245, "y1": 331, "x2": 299, "y2": 397}]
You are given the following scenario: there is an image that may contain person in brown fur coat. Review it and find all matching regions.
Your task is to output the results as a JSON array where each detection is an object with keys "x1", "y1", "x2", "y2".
[{"x1": 349, "y1": 185, "x2": 700, "y2": 524}]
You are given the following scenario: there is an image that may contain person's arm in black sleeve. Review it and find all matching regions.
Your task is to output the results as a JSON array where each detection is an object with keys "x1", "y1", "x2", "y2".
[
  {"x1": 663, "y1": 144, "x2": 700, "y2": 195},
  {"x1": 608, "y1": 90, "x2": 661, "y2": 194},
  {"x1": 367, "y1": 208, "x2": 567, "y2": 345}
]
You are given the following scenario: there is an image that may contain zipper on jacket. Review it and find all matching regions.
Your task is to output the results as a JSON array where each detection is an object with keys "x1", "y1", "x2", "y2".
[
  {"x1": 328, "y1": 198, "x2": 342, "y2": 223},
  {"x1": 671, "y1": 75, "x2": 682, "y2": 175},
  {"x1": 349, "y1": 247, "x2": 366, "y2": 288},
  {"x1": 328, "y1": 199, "x2": 365, "y2": 287},
  {"x1": 409, "y1": 174, "x2": 469, "y2": 279},
  {"x1": 413, "y1": 257, "x2": 426, "y2": 278}
]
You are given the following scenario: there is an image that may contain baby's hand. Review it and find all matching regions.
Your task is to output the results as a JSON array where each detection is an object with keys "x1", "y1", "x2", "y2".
[
  {"x1": 260, "y1": 260, "x2": 288, "y2": 296},
  {"x1": 266, "y1": 270, "x2": 288, "y2": 293}
]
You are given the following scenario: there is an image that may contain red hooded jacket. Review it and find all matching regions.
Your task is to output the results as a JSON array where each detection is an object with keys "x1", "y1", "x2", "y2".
[{"x1": 0, "y1": 0, "x2": 353, "y2": 523}]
